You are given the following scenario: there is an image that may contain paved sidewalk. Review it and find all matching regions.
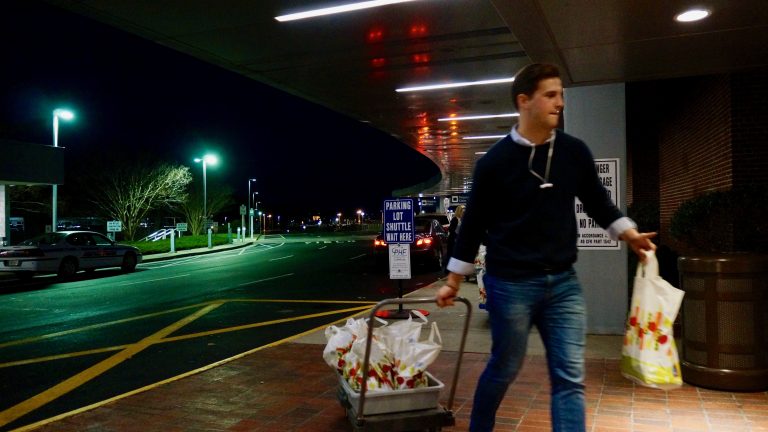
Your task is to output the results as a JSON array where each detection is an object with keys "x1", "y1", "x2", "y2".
[{"x1": 20, "y1": 277, "x2": 768, "y2": 432}]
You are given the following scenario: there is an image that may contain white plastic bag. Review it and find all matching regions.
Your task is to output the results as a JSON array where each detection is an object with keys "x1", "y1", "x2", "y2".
[
  {"x1": 322, "y1": 318, "x2": 364, "y2": 372},
  {"x1": 390, "y1": 321, "x2": 442, "y2": 389},
  {"x1": 323, "y1": 311, "x2": 443, "y2": 392},
  {"x1": 620, "y1": 250, "x2": 685, "y2": 389}
]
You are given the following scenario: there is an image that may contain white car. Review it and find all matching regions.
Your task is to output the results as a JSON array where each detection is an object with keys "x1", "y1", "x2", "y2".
[{"x1": 0, "y1": 231, "x2": 142, "y2": 279}]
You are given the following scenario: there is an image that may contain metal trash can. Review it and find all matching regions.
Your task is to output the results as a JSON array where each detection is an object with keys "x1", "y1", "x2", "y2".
[{"x1": 677, "y1": 254, "x2": 768, "y2": 391}]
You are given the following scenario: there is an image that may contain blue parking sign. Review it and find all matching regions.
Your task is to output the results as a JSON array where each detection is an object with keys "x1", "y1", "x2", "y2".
[{"x1": 383, "y1": 199, "x2": 415, "y2": 244}]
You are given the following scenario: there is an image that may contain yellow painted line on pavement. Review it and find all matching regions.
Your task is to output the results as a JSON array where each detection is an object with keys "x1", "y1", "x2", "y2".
[
  {"x1": 0, "y1": 346, "x2": 128, "y2": 368},
  {"x1": 9, "y1": 306, "x2": 374, "y2": 432},
  {"x1": 0, "y1": 302, "x2": 223, "y2": 428},
  {"x1": 0, "y1": 302, "x2": 218, "y2": 349},
  {"x1": 223, "y1": 298, "x2": 375, "y2": 304},
  {"x1": 161, "y1": 304, "x2": 373, "y2": 342},
  {"x1": 0, "y1": 303, "x2": 375, "y2": 368},
  {"x1": 0, "y1": 299, "x2": 374, "y2": 350}
]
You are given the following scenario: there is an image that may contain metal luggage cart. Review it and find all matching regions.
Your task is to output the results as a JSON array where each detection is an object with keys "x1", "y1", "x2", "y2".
[{"x1": 337, "y1": 296, "x2": 472, "y2": 432}]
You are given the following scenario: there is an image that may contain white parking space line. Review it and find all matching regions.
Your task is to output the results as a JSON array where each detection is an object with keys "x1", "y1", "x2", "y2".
[
  {"x1": 237, "y1": 273, "x2": 294, "y2": 286},
  {"x1": 318, "y1": 246, "x2": 327, "y2": 250},
  {"x1": 268, "y1": 255, "x2": 293, "y2": 261},
  {"x1": 141, "y1": 256, "x2": 203, "y2": 268},
  {"x1": 115, "y1": 274, "x2": 190, "y2": 286},
  {"x1": 348, "y1": 254, "x2": 366, "y2": 260}
]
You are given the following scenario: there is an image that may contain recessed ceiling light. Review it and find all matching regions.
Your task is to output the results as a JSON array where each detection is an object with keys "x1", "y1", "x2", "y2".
[
  {"x1": 464, "y1": 135, "x2": 506, "y2": 140},
  {"x1": 675, "y1": 8, "x2": 711, "y2": 22},
  {"x1": 396, "y1": 77, "x2": 515, "y2": 93},
  {"x1": 276, "y1": 0, "x2": 421, "y2": 22},
  {"x1": 438, "y1": 113, "x2": 519, "y2": 121}
]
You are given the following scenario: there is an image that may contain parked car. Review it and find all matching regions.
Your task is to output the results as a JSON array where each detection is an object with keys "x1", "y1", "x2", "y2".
[
  {"x1": 373, "y1": 215, "x2": 449, "y2": 270},
  {"x1": 0, "y1": 231, "x2": 142, "y2": 279}
]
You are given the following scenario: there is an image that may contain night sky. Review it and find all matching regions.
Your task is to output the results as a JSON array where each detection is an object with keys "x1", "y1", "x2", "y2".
[{"x1": 1, "y1": 1, "x2": 439, "y2": 221}]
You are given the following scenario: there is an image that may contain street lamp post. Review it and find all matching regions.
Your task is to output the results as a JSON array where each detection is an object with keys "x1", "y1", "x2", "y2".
[
  {"x1": 248, "y1": 178, "x2": 256, "y2": 238},
  {"x1": 51, "y1": 108, "x2": 74, "y2": 232},
  {"x1": 194, "y1": 154, "x2": 218, "y2": 231}
]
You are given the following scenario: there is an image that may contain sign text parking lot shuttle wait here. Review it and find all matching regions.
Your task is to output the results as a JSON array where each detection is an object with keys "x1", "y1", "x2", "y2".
[
  {"x1": 383, "y1": 199, "x2": 415, "y2": 280},
  {"x1": 383, "y1": 199, "x2": 414, "y2": 244}
]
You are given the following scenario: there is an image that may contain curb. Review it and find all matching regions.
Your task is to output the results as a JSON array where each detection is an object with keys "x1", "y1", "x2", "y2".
[{"x1": 141, "y1": 239, "x2": 257, "y2": 263}]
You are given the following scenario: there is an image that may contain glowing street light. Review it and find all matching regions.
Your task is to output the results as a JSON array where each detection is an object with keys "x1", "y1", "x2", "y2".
[
  {"x1": 52, "y1": 108, "x2": 75, "y2": 232},
  {"x1": 193, "y1": 154, "x2": 218, "y2": 228}
]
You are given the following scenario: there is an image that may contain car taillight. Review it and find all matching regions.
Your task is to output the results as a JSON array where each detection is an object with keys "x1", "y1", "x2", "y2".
[
  {"x1": 374, "y1": 239, "x2": 387, "y2": 247},
  {"x1": 416, "y1": 238, "x2": 432, "y2": 247}
]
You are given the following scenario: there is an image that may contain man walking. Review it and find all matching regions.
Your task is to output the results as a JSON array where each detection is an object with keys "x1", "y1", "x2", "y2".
[{"x1": 436, "y1": 63, "x2": 656, "y2": 431}]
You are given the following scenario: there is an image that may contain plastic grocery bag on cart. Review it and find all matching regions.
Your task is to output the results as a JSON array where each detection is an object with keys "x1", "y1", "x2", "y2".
[
  {"x1": 344, "y1": 333, "x2": 395, "y2": 392},
  {"x1": 620, "y1": 250, "x2": 685, "y2": 389},
  {"x1": 389, "y1": 321, "x2": 442, "y2": 389},
  {"x1": 323, "y1": 317, "x2": 366, "y2": 372},
  {"x1": 323, "y1": 317, "x2": 385, "y2": 373},
  {"x1": 323, "y1": 311, "x2": 442, "y2": 392}
]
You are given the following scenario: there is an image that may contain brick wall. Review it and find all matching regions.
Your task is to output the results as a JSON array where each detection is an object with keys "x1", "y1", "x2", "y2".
[
  {"x1": 657, "y1": 74, "x2": 733, "y2": 251},
  {"x1": 627, "y1": 68, "x2": 768, "y2": 253}
]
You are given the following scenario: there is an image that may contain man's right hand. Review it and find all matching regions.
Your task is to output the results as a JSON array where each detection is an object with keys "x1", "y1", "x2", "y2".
[
  {"x1": 436, "y1": 272, "x2": 464, "y2": 307},
  {"x1": 436, "y1": 284, "x2": 458, "y2": 307}
]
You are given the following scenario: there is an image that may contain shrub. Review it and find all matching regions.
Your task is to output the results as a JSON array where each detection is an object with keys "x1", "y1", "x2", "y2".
[{"x1": 670, "y1": 187, "x2": 768, "y2": 253}]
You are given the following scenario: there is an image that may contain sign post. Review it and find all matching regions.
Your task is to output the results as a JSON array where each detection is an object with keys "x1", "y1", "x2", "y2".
[{"x1": 378, "y1": 199, "x2": 428, "y2": 318}]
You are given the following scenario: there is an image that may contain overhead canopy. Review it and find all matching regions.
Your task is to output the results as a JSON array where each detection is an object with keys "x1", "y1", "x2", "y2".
[
  {"x1": 46, "y1": 0, "x2": 768, "y2": 196},
  {"x1": 0, "y1": 140, "x2": 65, "y2": 186}
]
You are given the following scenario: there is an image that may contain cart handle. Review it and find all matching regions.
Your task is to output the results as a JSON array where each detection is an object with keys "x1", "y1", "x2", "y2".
[{"x1": 357, "y1": 296, "x2": 472, "y2": 421}]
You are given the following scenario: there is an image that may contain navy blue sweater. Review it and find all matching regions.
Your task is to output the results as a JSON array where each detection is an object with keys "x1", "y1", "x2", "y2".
[{"x1": 452, "y1": 130, "x2": 624, "y2": 278}]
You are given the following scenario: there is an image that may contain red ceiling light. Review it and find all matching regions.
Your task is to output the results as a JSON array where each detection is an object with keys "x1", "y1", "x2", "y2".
[
  {"x1": 411, "y1": 53, "x2": 430, "y2": 64},
  {"x1": 409, "y1": 23, "x2": 428, "y2": 37},
  {"x1": 371, "y1": 57, "x2": 386, "y2": 68},
  {"x1": 367, "y1": 28, "x2": 384, "y2": 42}
]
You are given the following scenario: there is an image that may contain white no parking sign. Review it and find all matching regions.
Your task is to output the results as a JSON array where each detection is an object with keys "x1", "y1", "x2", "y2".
[{"x1": 576, "y1": 158, "x2": 620, "y2": 250}]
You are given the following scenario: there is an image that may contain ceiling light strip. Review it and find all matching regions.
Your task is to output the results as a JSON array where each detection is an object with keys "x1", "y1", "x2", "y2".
[
  {"x1": 464, "y1": 135, "x2": 507, "y2": 140},
  {"x1": 396, "y1": 77, "x2": 514, "y2": 93},
  {"x1": 275, "y1": 0, "x2": 420, "y2": 22},
  {"x1": 438, "y1": 113, "x2": 519, "y2": 121}
]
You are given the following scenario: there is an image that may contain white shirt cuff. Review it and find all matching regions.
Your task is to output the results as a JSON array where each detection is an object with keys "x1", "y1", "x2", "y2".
[
  {"x1": 447, "y1": 257, "x2": 475, "y2": 275},
  {"x1": 607, "y1": 217, "x2": 637, "y2": 241}
]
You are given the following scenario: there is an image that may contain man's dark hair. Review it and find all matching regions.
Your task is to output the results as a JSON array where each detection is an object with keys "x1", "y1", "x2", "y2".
[{"x1": 511, "y1": 63, "x2": 561, "y2": 110}]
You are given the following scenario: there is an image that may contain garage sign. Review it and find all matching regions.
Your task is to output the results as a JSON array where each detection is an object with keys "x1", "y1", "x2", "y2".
[{"x1": 576, "y1": 158, "x2": 620, "y2": 250}]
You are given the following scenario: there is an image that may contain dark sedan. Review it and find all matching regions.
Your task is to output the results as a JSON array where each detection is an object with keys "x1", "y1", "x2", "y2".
[{"x1": 0, "y1": 231, "x2": 142, "y2": 279}]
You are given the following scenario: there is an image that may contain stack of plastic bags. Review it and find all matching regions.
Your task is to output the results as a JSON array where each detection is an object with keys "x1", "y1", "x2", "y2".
[{"x1": 323, "y1": 311, "x2": 441, "y2": 392}]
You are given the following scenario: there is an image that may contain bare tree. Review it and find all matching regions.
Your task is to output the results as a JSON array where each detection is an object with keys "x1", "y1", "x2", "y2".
[
  {"x1": 177, "y1": 183, "x2": 234, "y2": 235},
  {"x1": 90, "y1": 164, "x2": 192, "y2": 240}
]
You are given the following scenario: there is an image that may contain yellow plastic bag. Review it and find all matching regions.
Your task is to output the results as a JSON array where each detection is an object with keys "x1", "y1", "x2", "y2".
[{"x1": 620, "y1": 251, "x2": 685, "y2": 389}]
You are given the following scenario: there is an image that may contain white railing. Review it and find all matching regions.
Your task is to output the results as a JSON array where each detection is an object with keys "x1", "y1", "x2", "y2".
[{"x1": 142, "y1": 228, "x2": 175, "y2": 242}]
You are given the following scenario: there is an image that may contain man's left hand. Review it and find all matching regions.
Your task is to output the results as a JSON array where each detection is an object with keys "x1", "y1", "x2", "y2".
[{"x1": 620, "y1": 228, "x2": 657, "y2": 262}]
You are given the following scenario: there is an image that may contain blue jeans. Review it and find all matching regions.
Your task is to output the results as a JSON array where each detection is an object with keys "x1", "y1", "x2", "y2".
[{"x1": 470, "y1": 269, "x2": 586, "y2": 432}]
